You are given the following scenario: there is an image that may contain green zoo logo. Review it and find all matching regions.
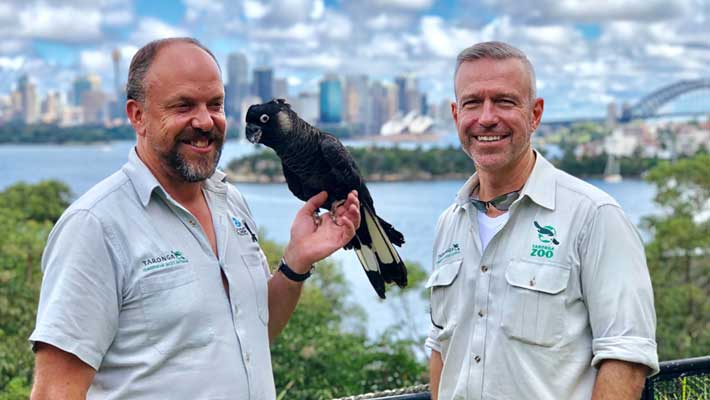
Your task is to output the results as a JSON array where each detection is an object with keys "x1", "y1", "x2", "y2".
[
  {"x1": 530, "y1": 221, "x2": 560, "y2": 259},
  {"x1": 530, "y1": 245, "x2": 555, "y2": 258}
]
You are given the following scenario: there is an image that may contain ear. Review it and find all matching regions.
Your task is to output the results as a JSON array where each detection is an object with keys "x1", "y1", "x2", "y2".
[
  {"x1": 450, "y1": 100, "x2": 459, "y2": 125},
  {"x1": 126, "y1": 99, "x2": 147, "y2": 137},
  {"x1": 530, "y1": 98, "x2": 544, "y2": 131}
]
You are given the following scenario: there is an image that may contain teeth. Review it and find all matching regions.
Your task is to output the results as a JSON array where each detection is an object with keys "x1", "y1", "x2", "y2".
[
  {"x1": 190, "y1": 139, "x2": 209, "y2": 148},
  {"x1": 477, "y1": 136, "x2": 502, "y2": 142}
]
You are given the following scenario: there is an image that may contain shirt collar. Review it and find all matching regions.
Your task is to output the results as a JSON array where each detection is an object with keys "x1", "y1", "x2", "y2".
[
  {"x1": 453, "y1": 149, "x2": 556, "y2": 212},
  {"x1": 122, "y1": 147, "x2": 228, "y2": 208},
  {"x1": 520, "y1": 150, "x2": 556, "y2": 210}
]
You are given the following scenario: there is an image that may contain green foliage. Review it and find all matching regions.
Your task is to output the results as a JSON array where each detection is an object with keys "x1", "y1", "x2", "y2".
[
  {"x1": 227, "y1": 145, "x2": 474, "y2": 182},
  {"x1": 0, "y1": 123, "x2": 135, "y2": 144},
  {"x1": 643, "y1": 154, "x2": 710, "y2": 360},
  {"x1": 266, "y1": 241, "x2": 427, "y2": 399},
  {"x1": 0, "y1": 181, "x2": 70, "y2": 393}
]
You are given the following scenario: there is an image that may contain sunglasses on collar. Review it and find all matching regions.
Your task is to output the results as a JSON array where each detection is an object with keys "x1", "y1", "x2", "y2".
[{"x1": 470, "y1": 184, "x2": 523, "y2": 212}]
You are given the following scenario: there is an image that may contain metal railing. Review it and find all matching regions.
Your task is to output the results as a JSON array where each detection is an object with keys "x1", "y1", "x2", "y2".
[
  {"x1": 335, "y1": 356, "x2": 710, "y2": 400},
  {"x1": 641, "y1": 356, "x2": 710, "y2": 400}
]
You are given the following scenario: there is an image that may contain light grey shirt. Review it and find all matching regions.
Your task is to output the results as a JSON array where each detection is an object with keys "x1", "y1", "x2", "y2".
[
  {"x1": 425, "y1": 152, "x2": 658, "y2": 400},
  {"x1": 30, "y1": 149, "x2": 276, "y2": 400}
]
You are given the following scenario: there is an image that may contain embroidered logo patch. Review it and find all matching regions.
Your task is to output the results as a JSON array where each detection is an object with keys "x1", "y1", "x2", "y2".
[
  {"x1": 436, "y1": 243, "x2": 461, "y2": 264},
  {"x1": 231, "y1": 216, "x2": 250, "y2": 236},
  {"x1": 141, "y1": 250, "x2": 188, "y2": 272},
  {"x1": 530, "y1": 221, "x2": 560, "y2": 259}
]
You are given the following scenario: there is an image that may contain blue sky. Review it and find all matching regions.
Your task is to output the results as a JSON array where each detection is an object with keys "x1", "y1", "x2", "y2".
[{"x1": 0, "y1": 0, "x2": 708, "y2": 119}]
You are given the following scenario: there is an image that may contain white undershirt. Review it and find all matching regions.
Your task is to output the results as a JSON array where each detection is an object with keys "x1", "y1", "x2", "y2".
[{"x1": 477, "y1": 210, "x2": 510, "y2": 251}]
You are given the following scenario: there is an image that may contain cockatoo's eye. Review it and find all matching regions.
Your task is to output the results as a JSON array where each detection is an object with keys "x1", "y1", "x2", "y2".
[{"x1": 260, "y1": 114, "x2": 270, "y2": 123}]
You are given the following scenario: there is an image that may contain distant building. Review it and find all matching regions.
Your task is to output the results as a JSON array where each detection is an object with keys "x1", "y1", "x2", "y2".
[
  {"x1": 252, "y1": 67, "x2": 273, "y2": 103},
  {"x1": 73, "y1": 74, "x2": 101, "y2": 107},
  {"x1": 18, "y1": 75, "x2": 39, "y2": 124},
  {"x1": 380, "y1": 111, "x2": 434, "y2": 136},
  {"x1": 41, "y1": 91, "x2": 63, "y2": 124},
  {"x1": 273, "y1": 78, "x2": 289, "y2": 100},
  {"x1": 395, "y1": 76, "x2": 407, "y2": 114},
  {"x1": 319, "y1": 74, "x2": 342, "y2": 124},
  {"x1": 226, "y1": 52, "x2": 248, "y2": 120},
  {"x1": 82, "y1": 90, "x2": 107, "y2": 125},
  {"x1": 344, "y1": 75, "x2": 369, "y2": 125},
  {"x1": 368, "y1": 81, "x2": 389, "y2": 135},
  {"x1": 291, "y1": 92, "x2": 319, "y2": 124}
]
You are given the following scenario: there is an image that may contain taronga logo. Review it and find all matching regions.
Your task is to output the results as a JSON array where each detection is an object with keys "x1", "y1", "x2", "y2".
[
  {"x1": 141, "y1": 250, "x2": 188, "y2": 272},
  {"x1": 530, "y1": 221, "x2": 560, "y2": 259},
  {"x1": 436, "y1": 243, "x2": 461, "y2": 264},
  {"x1": 231, "y1": 216, "x2": 249, "y2": 236},
  {"x1": 534, "y1": 221, "x2": 560, "y2": 245}
]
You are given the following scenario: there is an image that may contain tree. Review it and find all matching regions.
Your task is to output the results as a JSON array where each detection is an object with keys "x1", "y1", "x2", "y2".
[
  {"x1": 643, "y1": 154, "x2": 710, "y2": 360},
  {"x1": 269, "y1": 243, "x2": 427, "y2": 399},
  {"x1": 0, "y1": 181, "x2": 71, "y2": 393}
]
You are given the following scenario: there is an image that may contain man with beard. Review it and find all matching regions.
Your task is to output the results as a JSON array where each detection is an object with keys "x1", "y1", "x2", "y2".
[
  {"x1": 425, "y1": 42, "x2": 658, "y2": 399},
  {"x1": 29, "y1": 38, "x2": 360, "y2": 399}
]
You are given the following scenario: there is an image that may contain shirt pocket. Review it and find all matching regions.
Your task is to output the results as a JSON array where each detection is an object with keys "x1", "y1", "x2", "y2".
[
  {"x1": 242, "y1": 252, "x2": 269, "y2": 325},
  {"x1": 425, "y1": 258, "x2": 463, "y2": 340},
  {"x1": 501, "y1": 259, "x2": 570, "y2": 347},
  {"x1": 140, "y1": 265, "x2": 215, "y2": 354}
]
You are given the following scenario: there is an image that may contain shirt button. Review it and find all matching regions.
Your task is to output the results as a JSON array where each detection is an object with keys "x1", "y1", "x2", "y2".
[
  {"x1": 474, "y1": 355, "x2": 481, "y2": 363},
  {"x1": 244, "y1": 352, "x2": 251, "y2": 363},
  {"x1": 481, "y1": 265, "x2": 488, "y2": 272},
  {"x1": 189, "y1": 220, "x2": 196, "y2": 226},
  {"x1": 478, "y1": 309, "x2": 484, "y2": 317}
]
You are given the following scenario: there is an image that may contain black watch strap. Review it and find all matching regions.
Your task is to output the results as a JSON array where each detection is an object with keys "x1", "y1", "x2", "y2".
[{"x1": 278, "y1": 258, "x2": 313, "y2": 282}]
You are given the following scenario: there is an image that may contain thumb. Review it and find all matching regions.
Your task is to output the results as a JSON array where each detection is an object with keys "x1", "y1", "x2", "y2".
[{"x1": 301, "y1": 191, "x2": 327, "y2": 215}]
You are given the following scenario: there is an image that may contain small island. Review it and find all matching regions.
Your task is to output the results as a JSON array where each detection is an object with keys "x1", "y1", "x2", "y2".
[{"x1": 225, "y1": 146, "x2": 475, "y2": 183}]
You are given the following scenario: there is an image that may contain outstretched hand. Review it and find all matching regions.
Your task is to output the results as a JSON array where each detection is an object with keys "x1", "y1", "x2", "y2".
[{"x1": 283, "y1": 191, "x2": 360, "y2": 274}]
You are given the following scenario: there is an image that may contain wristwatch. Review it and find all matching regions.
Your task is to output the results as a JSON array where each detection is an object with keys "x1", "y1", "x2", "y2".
[{"x1": 278, "y1": 258, "x2": 314, "y2": 282}]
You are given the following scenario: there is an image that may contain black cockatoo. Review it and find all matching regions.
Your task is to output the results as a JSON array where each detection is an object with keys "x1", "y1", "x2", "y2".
[{"x1": 245, "y1": 99, "x2": 407, "y2": 298}]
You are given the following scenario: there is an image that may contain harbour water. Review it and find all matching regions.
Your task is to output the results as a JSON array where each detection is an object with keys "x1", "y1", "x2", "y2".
[{"x1": 0, "y1": 140, "x2": 659, "y2": 338}]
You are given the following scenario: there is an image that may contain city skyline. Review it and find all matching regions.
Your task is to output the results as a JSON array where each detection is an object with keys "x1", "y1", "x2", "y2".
[{"x1": 0, "y1": 0, "x2": 708, "y2": 120}]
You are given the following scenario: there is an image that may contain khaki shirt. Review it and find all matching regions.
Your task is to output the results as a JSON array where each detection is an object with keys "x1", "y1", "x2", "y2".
[
  {"x1": 425, "y1": 152, "x2": 658, "y2": 400},
  {"x1": 31, "y1": 149, "x2": 275, "y2": 400}
]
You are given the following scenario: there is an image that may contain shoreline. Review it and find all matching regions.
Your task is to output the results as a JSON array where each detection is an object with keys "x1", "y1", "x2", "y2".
[{"x1": 225, "y1": 171, "x2": 644, "y2": 184}]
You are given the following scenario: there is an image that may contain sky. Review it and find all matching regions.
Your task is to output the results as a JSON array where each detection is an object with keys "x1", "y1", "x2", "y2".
[{"x1": 0, "y1": 0, "x2": 708, "y2": 120}]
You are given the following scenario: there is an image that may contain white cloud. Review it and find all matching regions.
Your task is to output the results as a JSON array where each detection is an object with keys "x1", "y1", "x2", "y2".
[
  {"x1": 483, "y1": 0, "x2": 695, "y2": 23},
  {"x1": 243, "y1": 0, "x2": 270, "y2": 19},
  {"x1": 0, "y1": 56, "x2": 25, "y2": 71},
  {"x1": 19, "y1": 5, "x2": 103, "y2": 42},
  {"x1": 420, "y1": 16, "x2": 478, "y2": 58},
  {"x1": 130, "y1": 18, "x2": 191, "y2": 45},
  {"x1": 80, "y1": 50, "x2": 112, "y2": 72},
  {"x1": 0, "y1": 40, "x2": 27, "y2": 55},
  {"x1": 184, "y1": 0, "x2": 225, "y2": 22},
  {"x1": 367, "y1": 0, "x2": 435, "y2": 11},
  {"x1": 103, "y1": 8, "x2": 134, "y2": 26}
]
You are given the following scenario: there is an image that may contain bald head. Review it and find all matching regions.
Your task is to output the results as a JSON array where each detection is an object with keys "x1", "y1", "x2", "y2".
[{"x1": 126, "y1": 37, "x2": 220, "y2": 105}]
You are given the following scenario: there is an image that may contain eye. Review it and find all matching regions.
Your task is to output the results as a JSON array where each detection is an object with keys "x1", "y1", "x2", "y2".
[{"x1": 259, "y1": 114, "x2": 269, "y2": 123}]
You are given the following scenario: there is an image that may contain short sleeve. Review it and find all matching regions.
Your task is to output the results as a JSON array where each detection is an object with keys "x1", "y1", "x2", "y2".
[
  {"x1": 579, "y1": 204, "x2": 659, "y2": 376},
  {"x1": 29, "y1": 210, "x2": 122, "y2": 370}
]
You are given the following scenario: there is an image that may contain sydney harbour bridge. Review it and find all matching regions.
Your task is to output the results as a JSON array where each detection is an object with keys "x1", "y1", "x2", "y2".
[{"x1": 542, "y1": 78, "x2": 710, "y2": 127}]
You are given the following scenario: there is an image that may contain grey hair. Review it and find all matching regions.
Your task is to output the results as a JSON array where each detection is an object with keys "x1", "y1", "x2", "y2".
[
  {"x1": 454, "y1": 41, "x2": 537, "y2": 102},
  {"x1": 126, "y1": 37, "x2": 220, "y2": 104}
]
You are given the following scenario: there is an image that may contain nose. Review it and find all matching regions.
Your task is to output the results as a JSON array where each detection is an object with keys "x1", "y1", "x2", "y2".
[
  {"x1": 477, "y1": 99, "x2": 498, "y2": 128},
  {"x1": 191, "y1": 104, "x2": 214, "y2": 132}
]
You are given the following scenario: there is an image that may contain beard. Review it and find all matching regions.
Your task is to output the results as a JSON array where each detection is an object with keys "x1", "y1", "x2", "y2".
[{"x1": 159, "y1": 128, "x2": 225, "y2": 183}]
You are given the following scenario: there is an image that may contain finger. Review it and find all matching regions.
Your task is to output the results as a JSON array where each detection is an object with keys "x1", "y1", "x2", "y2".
[
  {"x1": 336, "y1": 215, "x2": 356, "y2": 243},
  {"x1": 301, "y1": 191, "x2": 328, "y2": 215}
]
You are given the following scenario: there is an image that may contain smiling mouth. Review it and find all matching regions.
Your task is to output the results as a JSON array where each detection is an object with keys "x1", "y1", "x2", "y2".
[
  {"x1": 475, "y1": 135, "x2": 507, "y2": 142},
  {"x1": 183, "y1": 138, "x2": 212, "y2": 148}
]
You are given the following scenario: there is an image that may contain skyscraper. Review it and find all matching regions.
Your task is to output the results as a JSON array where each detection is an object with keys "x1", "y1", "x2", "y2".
[
  {"x1": 344, "y1": 75, "x2": 369, "y2": 125},
  {"x1": 395, "y1": 76, "x2": 407, "y2": 114},
  {"x1": 18, "y1": 75, "x2": 39, "y2": 124},
  {"x1": 226, "y1": 52, "x2": 248, "y2": 119},
  {"x1": 253, "y1": 67, "x2": 273, "y2": 103},
  {"x1": 319, "y1": 74, "x2": 342, "y2": 124}
]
